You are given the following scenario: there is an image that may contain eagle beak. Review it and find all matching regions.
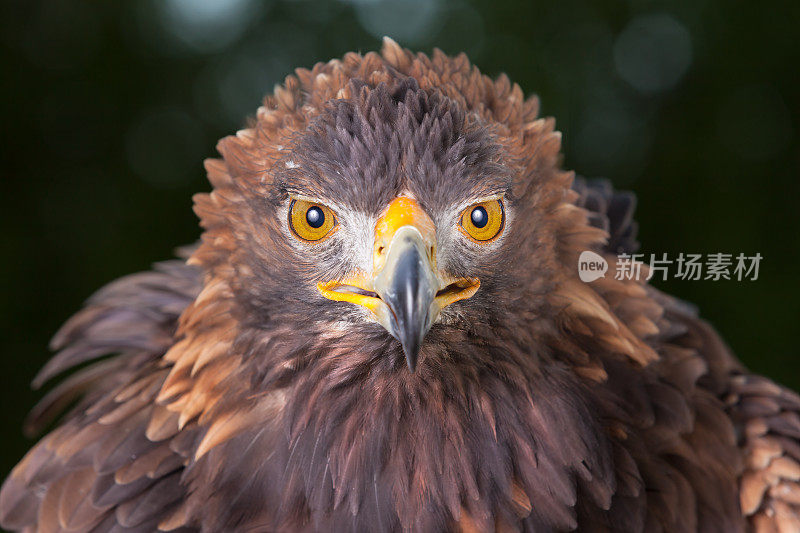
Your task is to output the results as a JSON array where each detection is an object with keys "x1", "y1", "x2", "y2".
[
  {"x1": 372, "y1": 225, "x2": 437, "y2": 371},
  {"x1": 317, "y1": 197, "x2": 479, "y2": 371}
]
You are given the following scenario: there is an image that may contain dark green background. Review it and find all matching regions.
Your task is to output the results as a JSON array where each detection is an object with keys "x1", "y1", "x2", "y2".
[{"x1": 1, "y1": 0, "x2": 798, "y2": 482}]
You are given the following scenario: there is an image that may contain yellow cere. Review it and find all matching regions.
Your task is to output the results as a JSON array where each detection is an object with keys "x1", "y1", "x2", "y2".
[
  {"x1": 459, "y1": 199, "x2": 504, "y2": 242},
  {"x1": 289, "y1": 199, "x2": 337, "y2": 242}
]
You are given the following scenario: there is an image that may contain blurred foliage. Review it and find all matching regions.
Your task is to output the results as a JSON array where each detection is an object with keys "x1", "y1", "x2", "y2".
[{"x1": 1, "y1": 0, "x2": 798, "y2": 478}]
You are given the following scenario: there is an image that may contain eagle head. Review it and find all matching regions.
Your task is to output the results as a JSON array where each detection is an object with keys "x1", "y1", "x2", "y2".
[{"x1": 196, "y1": 50, "x2": 572, "y2": 384}]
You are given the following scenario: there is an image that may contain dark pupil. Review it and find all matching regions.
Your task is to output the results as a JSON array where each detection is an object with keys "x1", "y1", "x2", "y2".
[
  {"x1": 306, "y1": 206, "x2": 325, "y2": 228},
  {"x1": 470, "y1": 206, "x2": 488, "y2": 228}
]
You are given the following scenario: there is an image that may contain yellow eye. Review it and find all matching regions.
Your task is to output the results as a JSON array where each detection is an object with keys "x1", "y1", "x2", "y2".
[
  {"x1": 289, "y1": 199, "x2": 337, "y2": 242},
  {"x1": 459, "y1": 199, "x2": 504, "y2": 243}
]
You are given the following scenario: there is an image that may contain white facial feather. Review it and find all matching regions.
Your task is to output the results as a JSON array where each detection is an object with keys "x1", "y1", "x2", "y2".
[{"x1": 335, "y1": 207, "x2": 376, "y2": 274}]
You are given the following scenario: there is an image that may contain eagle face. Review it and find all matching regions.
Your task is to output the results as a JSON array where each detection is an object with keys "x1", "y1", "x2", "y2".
[{"x1": 229, "y1": 78, "x2": 552, "y2": 373}]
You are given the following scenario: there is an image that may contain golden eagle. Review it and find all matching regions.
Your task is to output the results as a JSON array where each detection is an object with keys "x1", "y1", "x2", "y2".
[{"x1": 2, "y1": 39, "x2": 799, "y2": 532}]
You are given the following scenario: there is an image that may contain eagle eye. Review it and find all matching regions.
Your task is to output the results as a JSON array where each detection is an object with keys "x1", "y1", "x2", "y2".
[
  {"x1": 289, "y1": 199, "x2": 337, "y2": 242},
  {"x1": 459, "y1": 199, "x2": 504, "y2": 243}
]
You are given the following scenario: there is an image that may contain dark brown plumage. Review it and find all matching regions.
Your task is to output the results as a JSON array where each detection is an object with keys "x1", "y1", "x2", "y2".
[{"x1": 2, "y1": 38, "x2": 799, "y2": 532}]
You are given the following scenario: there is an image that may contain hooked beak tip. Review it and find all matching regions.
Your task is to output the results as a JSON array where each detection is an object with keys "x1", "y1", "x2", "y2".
[{"x1": 398, "y1": 326, "x2": 424, "y2": 372}]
